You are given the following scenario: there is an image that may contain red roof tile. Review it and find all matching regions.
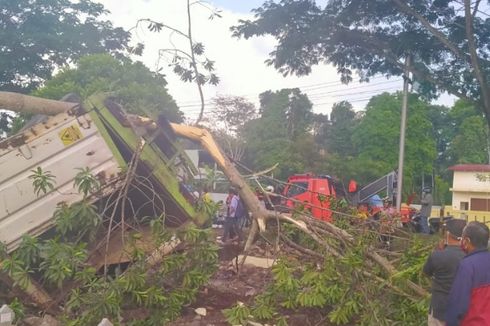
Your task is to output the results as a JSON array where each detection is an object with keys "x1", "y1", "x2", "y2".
[{"x1": 448, "y1": 164, "x2": 490, "y2": 172}]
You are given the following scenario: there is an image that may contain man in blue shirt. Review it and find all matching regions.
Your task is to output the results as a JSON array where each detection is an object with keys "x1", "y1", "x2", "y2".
[{"x1": 446, "y1": 221, "x2": 490, "y2": 326}]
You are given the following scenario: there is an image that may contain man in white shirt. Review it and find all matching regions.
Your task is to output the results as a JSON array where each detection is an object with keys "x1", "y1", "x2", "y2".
[{"x1": 222, "y1": 188, "x2": 240, "y2": 243}]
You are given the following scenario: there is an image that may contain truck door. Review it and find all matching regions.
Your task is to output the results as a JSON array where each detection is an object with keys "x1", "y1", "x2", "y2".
[
  {"x1": 310, "y1": 179, "x2": 333, "y2": 222},
  {"x1": 284, "y1": 180, "x2": 309, "y2": 210}
]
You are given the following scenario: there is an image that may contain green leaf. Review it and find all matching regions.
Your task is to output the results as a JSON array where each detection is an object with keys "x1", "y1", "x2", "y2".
[{"x1": 29, "y1": 167, "x2": 56, "y2": 197}]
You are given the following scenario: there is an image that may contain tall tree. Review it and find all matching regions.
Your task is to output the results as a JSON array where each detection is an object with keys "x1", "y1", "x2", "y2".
[
  {"x1": 447, "y1": 100, "x2": 490, "y2": 164},
  {"x1": 232, "y1": 0, "x2": 490, "y2": 128},
  {"x1": 451, "y1": 116, "x2": 490, "y2": 164},
  {"x1": 311, "y1": 112, "x2": 330, "y2": 149},
  {"x1": 32, "y1": 54, "x2": 183, "y2": 122},
  {"x1": 352, "y1": 92, "x2": 437, "y2": 193},
  {"x1": 134, "y1": 0, "x2": 221, "y2": 125},
  {"x1": 326, "y1": 101, "x2": 358, "y2": 156},
  {"x1": 426, "y1": 104, "x2": 452, "y2": 172},
  {"x1": 241, "y1": 88, "x2": 317, "y2": 178},
  {"x1": 0, "y1": 0, "x2": 129, "y2": 93},
  {"x1": 206, "y1": 95, "x2": 256, "y2": 162},
  {"x1": 257, "y1": 88, "x2": 313, "y2": 140}
]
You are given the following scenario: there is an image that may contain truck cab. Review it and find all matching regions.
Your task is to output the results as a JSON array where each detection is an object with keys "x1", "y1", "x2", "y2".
[{"x1": 282, "y1": 174, "x2": 337, "y2": 221}]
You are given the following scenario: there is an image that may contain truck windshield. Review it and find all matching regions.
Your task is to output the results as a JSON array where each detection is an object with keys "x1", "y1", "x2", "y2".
[{"x1": 286, "y1": 182, "x2": 308, "y2": 197}]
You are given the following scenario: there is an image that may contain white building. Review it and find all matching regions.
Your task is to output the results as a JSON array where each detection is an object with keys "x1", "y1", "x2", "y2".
[{"x1": 448, "y1": 164, "x2": 490, "y2": 222}]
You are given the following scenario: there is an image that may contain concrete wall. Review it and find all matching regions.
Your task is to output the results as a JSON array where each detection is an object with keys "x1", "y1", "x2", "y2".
[
  {"x1": 450, "y1": 170, "x2": 490, "y2": 215},
  {"x1": 452, "y1": 171, "x2": 489, "y2": 192}
]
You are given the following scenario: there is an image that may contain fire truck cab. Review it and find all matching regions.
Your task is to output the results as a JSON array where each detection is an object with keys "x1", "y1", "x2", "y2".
[
  {"x1": 282, "y1": 171, "x2": 396, "y2": 222},
  {"x1": 282, "y1": 174, "x2": 338, "y2": 222}
]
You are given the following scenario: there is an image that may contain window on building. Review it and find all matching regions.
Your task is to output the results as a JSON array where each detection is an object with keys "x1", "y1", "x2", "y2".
[
  {"x1": 460, "y1": 202, "x2": 469, "y2": 211},
  {"x1": 470, "y1": 198, "x2": 490, "y2": 212}
]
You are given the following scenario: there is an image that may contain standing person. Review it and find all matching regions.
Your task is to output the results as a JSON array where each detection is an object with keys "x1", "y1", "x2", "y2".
[
  {"x1": 446, "y1": 221, "x2": 490, "y2": 326},
  {"x1": 420, "y1": 187, "x2": 433, "y2": 234},
  {"x1": 382, "y1": 198, "x2": 396, "y2": 218},
  {"x1": 369, "y1": 194, "x2": 383, "y2": 219},
  {"x1": 379, "y1": 198, "x2": 398, "y2": 247},
  {"x1": 222, "y1": 188, "x2": 240, "y2": 243},
  {"x1": 423, "y1": 219, "x2": 467, "y2": 326},
  {"x1": 235, "y1": 194, "x2": 248, "y2": 230}
]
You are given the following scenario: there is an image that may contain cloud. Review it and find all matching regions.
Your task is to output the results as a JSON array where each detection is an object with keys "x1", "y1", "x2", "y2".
[{"x1": 99, "y1": 0, "x2": 453, "y2": 120}]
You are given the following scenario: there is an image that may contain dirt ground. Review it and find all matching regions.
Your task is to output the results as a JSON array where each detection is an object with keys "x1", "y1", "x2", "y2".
[
  {"x1": 169, "y1": 235, "x2": 328, "y2": 326},
  {"x1": 169, "y1": 241, "x2": 273, "y2": 326}
]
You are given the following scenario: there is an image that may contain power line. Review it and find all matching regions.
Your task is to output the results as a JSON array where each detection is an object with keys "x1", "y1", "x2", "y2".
[
  {"x1": 306, "y1": 79, "x2": 402, "y2": 97},
  {"x1": 311, "y1": 96, "x2": 377, "y2": 106},
  {"x1": 307, "y1": 86, "x2": 401, "y2": 100},
  {"x1": 177, "y1": 80, "x2": 402, "y2": 108},
  {"x1": 176, "y1": 76, "x2": 401, "y2": 106},
  {"x1": 180, "y1": 87, "x2": 401, "y2": 115}
]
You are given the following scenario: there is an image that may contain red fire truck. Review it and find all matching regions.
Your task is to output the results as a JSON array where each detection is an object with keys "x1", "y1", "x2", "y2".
[{"x1": 282, "y1": 172, "x2": 396, "y2": 222}]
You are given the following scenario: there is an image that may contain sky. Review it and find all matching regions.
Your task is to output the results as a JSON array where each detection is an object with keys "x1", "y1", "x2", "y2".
[{"x1": 99, "y1": 0, "x2": 455, "y2": 121}]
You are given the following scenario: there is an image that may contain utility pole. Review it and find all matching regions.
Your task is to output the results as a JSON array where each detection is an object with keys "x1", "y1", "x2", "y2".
[{"x1": 396, "y1": 56, "x2": 411, "y2": 211}]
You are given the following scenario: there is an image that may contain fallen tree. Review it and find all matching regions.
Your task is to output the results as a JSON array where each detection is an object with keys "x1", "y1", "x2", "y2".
[
  {"x1": 0, "y1": 92, "x2": 431, "y2": 325},
  {"x1": 128, "y1": 114, "x2": 431, "y2": 324},
  {"x1": 130, "y1": 115, "x2": 429, "y2": 287}
]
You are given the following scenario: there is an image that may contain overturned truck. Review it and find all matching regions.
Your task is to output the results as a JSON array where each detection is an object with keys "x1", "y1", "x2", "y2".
[
  {"x1": 0, "y1": 92, "x2": 206, "y2": 253},
  {"x1": 0, "y1": 92, "x2": 429, "y2": 324},
  {"x1": 0, "y1": 92, "x2": 214, "y2": 310}
]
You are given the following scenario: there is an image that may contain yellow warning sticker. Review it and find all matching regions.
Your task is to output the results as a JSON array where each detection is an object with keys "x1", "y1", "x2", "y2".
[{"x1": 59, "y1": 125, "x2": 83, "y2": 146}]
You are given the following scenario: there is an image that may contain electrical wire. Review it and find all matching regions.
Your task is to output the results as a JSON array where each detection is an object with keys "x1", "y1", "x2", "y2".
[{"x1": 176, "y1": 77, "x2": 402, "y2": 108}]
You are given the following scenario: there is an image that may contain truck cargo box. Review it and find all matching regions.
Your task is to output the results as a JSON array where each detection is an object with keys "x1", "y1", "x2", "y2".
[{"x1": 0, "y1": 93, "x2": 204, "y2": 253}]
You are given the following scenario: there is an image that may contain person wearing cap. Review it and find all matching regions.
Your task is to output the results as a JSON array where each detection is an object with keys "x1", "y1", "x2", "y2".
[
  {"x1": 423, "y1": 219, "x2": 467, "y2": 326},
  {"x1": 446, "y1": 221, "x2": 490, "y2": 326}
]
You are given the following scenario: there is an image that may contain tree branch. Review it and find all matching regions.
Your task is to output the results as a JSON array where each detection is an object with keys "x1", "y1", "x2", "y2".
[
  {"x1": 186, "y1": 0, "x2": 206, "y2": 126},
  {"x1": 158, "y1": 48, "x2": 194, "y2": 62},
  {"x1": 377, "y1": 48, "x2": 475, "y2": 103},
  {"x1": 472, "y1": 0, "x2": 482, "y2": 18},
  {"x1": 332, "y1": 27, "x2": 475, "y2": 104},
  {"x1": 392, "y1": 0, "x2": 467, "y2": 61},
  {"x1": 464, "y1": 0, "x2": 490, "y2": 125},
  {"x1": 132, "y1": 19, "x2": 189, "y2": 39}
]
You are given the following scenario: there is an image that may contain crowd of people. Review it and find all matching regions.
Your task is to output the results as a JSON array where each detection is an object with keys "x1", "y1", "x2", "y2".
[{"x1": 424, "y1": 220, "x2": 490, "y2": 325}]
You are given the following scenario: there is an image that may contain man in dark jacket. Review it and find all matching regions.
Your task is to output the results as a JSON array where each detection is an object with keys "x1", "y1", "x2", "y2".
[
  {"x1": 446, "y1": 221, "x2": 490, "y2": 326},
  {"x1": 423, "y1": 219, "x2": 466, "y2": 326},
  {"x1": 420, "y1": 187, "x2": 433, "y2": 234}
]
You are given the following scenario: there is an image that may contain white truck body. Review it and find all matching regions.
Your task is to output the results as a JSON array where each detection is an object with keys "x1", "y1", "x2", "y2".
[{"x1": 0, "y1": 112, "x2": 119, "y2": 252}]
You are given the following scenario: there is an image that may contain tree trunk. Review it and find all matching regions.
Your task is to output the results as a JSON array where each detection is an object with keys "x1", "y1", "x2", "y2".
[
  {"x1": 169, "y1": 123, "x2": 269, "y2": 232},
  {"x1": 0, "y1": 91, "x2": 77, "y2": 115}
]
